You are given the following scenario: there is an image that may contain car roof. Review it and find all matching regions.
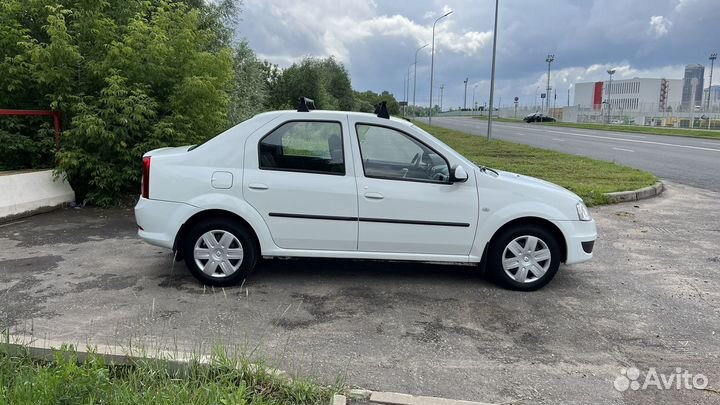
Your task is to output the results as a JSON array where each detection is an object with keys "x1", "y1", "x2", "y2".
[{"x1": 254, "y1": 109, "x2": 414, "y2": 128}]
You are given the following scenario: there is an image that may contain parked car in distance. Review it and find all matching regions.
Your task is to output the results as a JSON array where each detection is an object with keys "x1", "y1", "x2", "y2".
[
  {"x1": 524, "y1": 113, "x2": 556, "y2": 123},
  {"x1": 135, "y1": 99, "x2": 596, "y2": 291}
]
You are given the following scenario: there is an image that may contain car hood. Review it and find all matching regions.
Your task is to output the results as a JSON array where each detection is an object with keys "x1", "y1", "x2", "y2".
[
  {"x1": 499, "y1": 169, "x2": 575, "y2": 194},
  {"x1": 479, "y1": 167, "x2": 582, "y2": 202}
]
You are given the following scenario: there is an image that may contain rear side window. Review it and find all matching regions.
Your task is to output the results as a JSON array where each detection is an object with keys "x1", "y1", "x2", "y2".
[{"x1": 258, "y1": 121, "x2": 344, "y2": 175}]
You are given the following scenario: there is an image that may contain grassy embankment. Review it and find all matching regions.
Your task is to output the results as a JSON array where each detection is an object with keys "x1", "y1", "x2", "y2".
[
  {"x1": 470, "y1": 115, "x2": 720, "y2": 139},
  {"x1": 0, "y1": 345, "x2": 337, "y2": 405},
  {"x1": 415, "y1": 122, "x2": 657, "y2": 206},
  {"x1": 539, "y1": 121, "x2": 720, "y2": 140}
]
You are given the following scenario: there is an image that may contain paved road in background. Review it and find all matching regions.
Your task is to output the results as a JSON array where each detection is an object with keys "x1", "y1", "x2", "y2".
[{"x1": 420, "y1": 117, "x2": 720, "y2": 191}]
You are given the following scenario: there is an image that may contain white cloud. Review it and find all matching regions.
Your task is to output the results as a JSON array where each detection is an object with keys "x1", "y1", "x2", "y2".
[
  {"x1": 674, "y1": 0, "x2": 698, "y2": 12},
  {"x1": 242, "y1": 0, "x2": 490, "y2": 65},
  {"x1": 649, "y1": 15, "x2": 672, "y2": 37}
]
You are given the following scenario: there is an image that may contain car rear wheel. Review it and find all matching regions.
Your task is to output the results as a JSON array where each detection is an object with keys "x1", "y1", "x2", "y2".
[
  {"x1": 488, "y1": 224, "x2": 561, "y2": 291},
  {"x1": 181, "y1": 219, "x2": 257, "y2": 286}
]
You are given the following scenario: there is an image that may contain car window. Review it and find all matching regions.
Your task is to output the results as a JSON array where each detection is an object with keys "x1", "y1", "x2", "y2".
[
  {"x1": 259, "y1": 121, "x2": 344, "y2": 175},
  {"x1": 356, "y1": 124, "x2": 450, "y2": 183}
]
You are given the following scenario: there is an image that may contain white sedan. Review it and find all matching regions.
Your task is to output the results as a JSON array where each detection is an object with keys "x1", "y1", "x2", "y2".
[{"x1": 135, "y1": 100, "x2": 596, "y2": 291}]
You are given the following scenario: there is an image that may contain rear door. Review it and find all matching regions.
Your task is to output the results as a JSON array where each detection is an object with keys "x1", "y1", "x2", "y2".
[
  {"x1": 243, "y1": 115, "x2": 358, "y2": 251},
  {"x1": 349, "y1": 119, "x2": 479, "y2": 255}
]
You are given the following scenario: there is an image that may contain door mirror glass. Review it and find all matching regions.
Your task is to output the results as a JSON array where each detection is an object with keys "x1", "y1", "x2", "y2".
[{"x1": 451, "y1": 165, "x2": 468, "y2": 183}]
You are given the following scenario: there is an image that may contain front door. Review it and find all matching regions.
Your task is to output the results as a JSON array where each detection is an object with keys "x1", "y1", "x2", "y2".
[
  {"x1": 243, "y1": 118, "x2": 358, "y2": 251},
  {"x1": 350, "y1": 122, "x2": 479, "y2": 255}
]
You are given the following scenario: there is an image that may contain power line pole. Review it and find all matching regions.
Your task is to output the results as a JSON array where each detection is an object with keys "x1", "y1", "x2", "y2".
[{"x1": 544, "y1": 54, "x2": 554, "y2": 116}]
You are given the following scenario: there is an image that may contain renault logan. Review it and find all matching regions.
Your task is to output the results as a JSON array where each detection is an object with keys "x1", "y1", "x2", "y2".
[{"x1": 135, "y1": 101, "x2": 596, "y2": 291}]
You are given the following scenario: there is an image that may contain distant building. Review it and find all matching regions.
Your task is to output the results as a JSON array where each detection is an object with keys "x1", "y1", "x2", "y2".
[
  {"x1": 703, "y1": 85, "x2": 720, "y2": 110},
  {"x1": 681, "y1": 64, "x2": 704, "y2": 110},
  {"x1": 573, "y1": 78, "x2": 683, "y2": 112}
]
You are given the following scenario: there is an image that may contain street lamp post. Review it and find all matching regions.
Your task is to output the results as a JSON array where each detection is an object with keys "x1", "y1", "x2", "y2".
[
  {"x1": 606, "y1": 68, "x2": 616, "y2": 124},
  {"x1": 413, "y1": 43, "x2": 429, "y2": 115},
  {"x1": 405, "y1": 65, "x2": 412, "y2": 116},
  {"x1": 486, "y1": 0, "x2": 499, "y2": 141},
  {"x1": 708, "y1": 53, "x2": 717, "y2": 129},
  {"x1": 428, "y1": 10, "x2": 452, "y2": 125},
  {"x1": 690, "y1": 77, "x2": 698, "y2": 128},
  {"x1": 472, "y1": 84, "x2": 479, "y2": 113},
  {"x1": 463, "y1": 77, "x2": 469, "y2": 109},
  {"x1": 544, "y1": 54, "x2": 555, "y2": 116},
  {"x1": 439, "y1": 84, "x2": 445, "y2": 112}
]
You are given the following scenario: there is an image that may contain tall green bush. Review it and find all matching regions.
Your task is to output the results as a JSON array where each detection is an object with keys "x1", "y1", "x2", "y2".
[
  {"x1": 0, "y1": 0, "x2": 396, "y2": 204},
  {"x1": 0, "y1": 0, "x2": 234, "y2": 204}
]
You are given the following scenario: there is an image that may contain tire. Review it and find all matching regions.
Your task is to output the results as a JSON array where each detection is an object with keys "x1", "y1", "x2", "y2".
[
  {"x1": 180, "y1": 219, "x2": 258, "y2": 286},
  {"x1": 488, "y1": 224, "x2": 561, "y2": 291}
]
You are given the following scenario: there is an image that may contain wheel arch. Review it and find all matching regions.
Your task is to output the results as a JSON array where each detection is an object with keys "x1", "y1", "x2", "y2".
[
  {"x1": 174, "y1": 209, "x2": 261, "y2": 255},
  {"x1": 484, "y1": 216, "x2": 568, "y2": 264}
]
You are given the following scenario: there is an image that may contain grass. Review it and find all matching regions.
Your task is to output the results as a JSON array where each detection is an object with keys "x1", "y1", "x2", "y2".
[
  {"x1": 0, "y1": 344, "x2": 336, "y2": 405},
  {"x1": 539, "y1": 121, "x2": 720, "y2": 140},
  {"x1": 414, "y1": 122, "x2": 657, "y2": 206},
  {"x1": 470, "y1": 115, "x2": 524, "y2": 123}
]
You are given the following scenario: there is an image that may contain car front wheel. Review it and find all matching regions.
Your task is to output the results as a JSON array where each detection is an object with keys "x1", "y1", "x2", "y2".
[
  {"x1": 488, "y1": 224, "x2": 561, "y2": 291},
  {"x1": 181, "y1": 219, "x2": 258, "y2": 286}
]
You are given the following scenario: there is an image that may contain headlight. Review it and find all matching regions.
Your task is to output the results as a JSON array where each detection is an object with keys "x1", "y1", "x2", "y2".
[{"x1": 576, "y1": 201, "x2": 592, "y2": 221}]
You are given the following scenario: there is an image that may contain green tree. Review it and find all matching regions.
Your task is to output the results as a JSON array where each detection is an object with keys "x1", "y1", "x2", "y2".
[
  {"x1": 353, "y1": 90, "x2": 401, "y2": 115},
  {"x1": 0, "y1": 0, "x2": 235, "y2": 204},
  {"x1": 229, "y1": 41, "x2": 270, "y2": 123},
  {"x1": 270, "y1": 56, "x2": 354, "y2": 110}
]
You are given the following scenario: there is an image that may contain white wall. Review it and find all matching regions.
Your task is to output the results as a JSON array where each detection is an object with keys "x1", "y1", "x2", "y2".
[{"x1": 0, "y1": 170, "x2": 75, "y2": 220}]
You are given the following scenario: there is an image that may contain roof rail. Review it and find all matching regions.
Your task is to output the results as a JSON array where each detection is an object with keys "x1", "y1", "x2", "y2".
[
  {"x1": 297, "y1": 97, "x2": 316, "y2": 112},
  {"x1": 374, "y1": 101, "x2": 390, "y2": 119}
]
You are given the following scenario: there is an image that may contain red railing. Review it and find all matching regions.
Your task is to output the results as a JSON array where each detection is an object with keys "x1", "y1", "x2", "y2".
[{"x1": 0, "y1": 109, "x2": 63, "y2": 151}]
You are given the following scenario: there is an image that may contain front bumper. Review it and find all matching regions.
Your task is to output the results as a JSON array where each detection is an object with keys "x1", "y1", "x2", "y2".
[
  {"x1": 553, "y1": 219, "x2": 597, "y2": 265},
  {"x1": 134, "y1": 197, "x2": 198, "y2": 249}
]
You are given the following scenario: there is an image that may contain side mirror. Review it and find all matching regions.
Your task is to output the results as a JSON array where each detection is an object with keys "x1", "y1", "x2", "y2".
[{"x1": 450, "y1": 165, "x2": 468, "y2": 183}]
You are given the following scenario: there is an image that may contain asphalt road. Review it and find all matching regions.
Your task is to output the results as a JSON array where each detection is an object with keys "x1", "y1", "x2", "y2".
[
  {"x1": 2, "y1": 182, "x2": 719, "y2": 404},
  {"x1": 420, "y1": 117, "x2": 720, "y2": 191}
]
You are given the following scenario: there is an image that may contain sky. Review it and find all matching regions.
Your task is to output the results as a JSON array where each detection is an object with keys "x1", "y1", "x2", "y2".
[{"x1": 235, "y1": 0, "x2": 720, "y2": 109}]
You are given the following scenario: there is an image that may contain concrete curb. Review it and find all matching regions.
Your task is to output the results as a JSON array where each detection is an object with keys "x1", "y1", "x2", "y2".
[
  {"x1": 604, "y1": 181, "x2": 664, "y2": 203},
  {"x1": 3, "y1": 335, "x2": 499, "y2": 405},
  {"x1": 345, "y1": 389, "x2": 497, "y2": 405},
  {"x1": 1, "y1": 334, "x2": 286, "y2": 381}
]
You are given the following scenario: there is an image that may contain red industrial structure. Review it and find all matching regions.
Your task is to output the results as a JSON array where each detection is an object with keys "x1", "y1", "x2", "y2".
[{"x1": 0, "y1": 109, "x2": 63, "y2": 151}]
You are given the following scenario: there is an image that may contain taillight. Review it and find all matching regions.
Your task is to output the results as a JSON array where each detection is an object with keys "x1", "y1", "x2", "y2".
[{"x1": 142, "y1": 156, "x2": 151, "y2": 198}]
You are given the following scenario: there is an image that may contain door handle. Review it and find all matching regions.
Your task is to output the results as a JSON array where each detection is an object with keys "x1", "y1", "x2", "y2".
[
  {"x1": 364, "y1": 192, "x2": 384, "y2": 200},
  {"x1": 248, "y1": 183, "x2": 269, "y2": 190}
]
